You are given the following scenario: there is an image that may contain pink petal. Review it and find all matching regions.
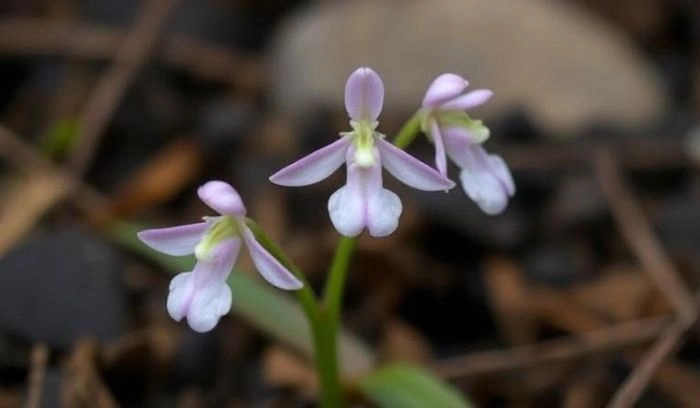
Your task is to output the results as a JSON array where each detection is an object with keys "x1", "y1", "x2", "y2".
[
  {"x1": 422, "y1": 73, "x2": 469, "y2": 108},
  {"x1": 328, "y1": 148, "x2": 371, "y2": 237},
  {"x1": 198, "y1": 180, "x2": 246, "y2": 216},
  {"x1": 167, "y1": 272, "x2": 194, "y2": 321},
  {"x1": 137, "y1": 221, "x2": 210, "y2": 256},
  {"x1": 241, "y1": 227, "x2": 303, "y2": 290},
  {"x1": 364, "y1": 156, "x2": 402, "y2": 237},
  {"x1": 186, "y1": 281, "x2": 232, "y2": 332},
  {"x1": 441, "y1": 127, "x2": 474, "y2": 167},
  {"x1": 459, "y1": 146, "x2": 514, "y2": 215},
  {"x1": 440, "y1": 89, "x2": 493, "y2": 111},
  {"x1": 167, "y1": 238, "x2": 241, "y2": 332},
  {"x1": 429, "y1": 120, "x2": 448, "y2": 177},
  {"x1": 345, "y1": 67, "x2": 384, "y2": 121},
  {"x1": 269, "y1": 136, "x2": 351, "y2": 186},
  {"x1": 328, "y1": 148, "x2": 402, "y2": 237},
  {"x1": 377, "y1": 138, "x2": 455, "y2": 191}
]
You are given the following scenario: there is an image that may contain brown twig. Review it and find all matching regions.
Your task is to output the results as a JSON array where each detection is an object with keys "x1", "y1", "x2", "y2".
[
  {"x1": 25, "y1": 343, "x2": 49, "y2": 408},
  {"x1": 608, "y1": 320, "x2": 687, "y2": 408},
  {"x1": 66, "y1": 0, "x2": 179, "y2": 176},
  {"x1": 594, "y1": 149, "x2": 697, "y2": 326},
  {"x1": 0, "y1": 124, "x2": 107, "y2": 214},
  {"x1": 0, "y1": 17, "x2": 261, "y2": 90},
  {"x1": 432, "y1": 316, "x2": 670, "y2": 379}
]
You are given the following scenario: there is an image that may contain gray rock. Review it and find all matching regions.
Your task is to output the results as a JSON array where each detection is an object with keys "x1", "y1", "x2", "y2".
[
  {"x1": 269, "y1": 0, "x2": 664, "y2": 134},
  {"x1": 0, "y1": 227, "x2": 125, "y2": 348}
]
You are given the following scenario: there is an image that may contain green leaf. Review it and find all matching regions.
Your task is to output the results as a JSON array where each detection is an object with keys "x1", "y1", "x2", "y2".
[
  {"x1": 360, "y1": 363, "x2": 474, "y2": 408},
  {"x1": 40, "y1": 118, "x2": 80, "y2": 159},
  {"x1": 105, "y1": 221, "x2": 374, "y2": 375}
]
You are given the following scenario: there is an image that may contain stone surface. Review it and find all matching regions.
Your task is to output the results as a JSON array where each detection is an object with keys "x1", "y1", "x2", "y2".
[
  {"x1": 0, "y1": 227, "x2": 125, "y2": 348},
  {"x1": 269, "y1": 0, "x2": 665, "y2": 134}
]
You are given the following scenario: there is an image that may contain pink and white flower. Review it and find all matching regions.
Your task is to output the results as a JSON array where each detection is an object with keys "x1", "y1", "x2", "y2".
[
  {"x1": 421, "y1": 73, "x2": 515, "y2": 215},
  {"x1": 270, "y1": 67, "x2": 454, "y2": 237},
  {"x1": 138, "y1": 181, "x2": 302, "y2": 332}
]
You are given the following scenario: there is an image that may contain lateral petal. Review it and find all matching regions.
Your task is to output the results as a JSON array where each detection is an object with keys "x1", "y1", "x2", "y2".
[
  {"x1": 241, "y1": 226, "x2": 303, "y2": 290},
  {"x1": 377, "y1": 138, "x2": 455, "y2": 191},
  {"x1": 269, "y1": 136, "x2": 351, "y2": 186},
  {"x1": 137, "y1": 221, "x2": 210, "y2": 256}
]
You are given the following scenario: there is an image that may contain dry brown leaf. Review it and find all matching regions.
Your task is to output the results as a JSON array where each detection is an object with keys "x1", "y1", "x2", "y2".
[
  {"x1": 570, "y1": 264, "x2": 668, "y2": 320},
  {"x1": 379, "y1": 319, "x2": 432, "y2": 365},
  {"x1": 0, "y1": 170, "x2": 71, "y2": 258},
  {"x1": 107, "y1": 137, "x2": 202, "y2": 217},
  {"x1": 483, "y1": 257, "x2": 538, "y2": 345},
  {"x1": 262, "y1": 345, "x2": 318, "y2": 397}
]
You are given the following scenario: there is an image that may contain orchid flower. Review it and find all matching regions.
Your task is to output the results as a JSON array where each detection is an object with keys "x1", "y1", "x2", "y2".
[
  {"x1": 420, "y1": 73, "x2": 515, "y2": 215},
  {"x1": 270, "y1": 67, "x2": 454, "y2": 237},
  {"x1": 138, "y1": 181, "x2": 302, "y2": 332}
]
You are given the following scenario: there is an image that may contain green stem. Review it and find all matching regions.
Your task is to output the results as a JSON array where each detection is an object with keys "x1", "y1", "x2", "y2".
[
  {"x1": 315, "y1": 236, "x2": 357, "y2": 407},
  {"x1": 392, "y1": 110, "x2": 423, "y2": 149}
]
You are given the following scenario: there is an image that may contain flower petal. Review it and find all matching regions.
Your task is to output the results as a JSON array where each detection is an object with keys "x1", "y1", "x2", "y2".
[
  {"x1": 166, "y1": 238, "x2": 240, "y2": 332},
  {"x1": 441, "y1": 127, "x2": 474, "y2": 166},
  {"x1": 487, "y1": 153, "x2": 516, "y2": 197},
  {"x1": 186, "y1": 280, "x2": 232, "y2": 332},
  {"x1": 364, "y1": 157, "x2": 402, "y2": 237},
  {"x1": 377, "y1": 138, "x2": 455, "y2": 191},
  {"x1": 269, "y1": 136, "x2": 351, "y2": 186},
  {"x1": 137, "y1": 221, "x2": 210, "y2": 256},
  {"x1": 166, "y1": 272, "x2": 194, "y2": 321},
  {"x1": 421, "y1": 73, "x2": 469, "y2": 108},
  {"x1": 241, "y1": 227, "x2": 303, "y2": 290},
  {"x1": 459, "y1": 146, "x2": 514, "y2": 215},
  {"x1": 191, "y1": 238, "x2": 241, "y2": 288},
  {"x1": 440, "y1": 89, "x2": 493, "y2": 111},
  {"x1": 429, "y1": 120, "x2": 447, "y2": 177},
  {"x1": 345, "y1": 67, "x2": 384, "y2": 121},
  {"x1": 328, "y1": 149, "x2": 368, "y2": 237},
  {"x1": 198, "y1": 180, "x2": 246, "y2": 216}
]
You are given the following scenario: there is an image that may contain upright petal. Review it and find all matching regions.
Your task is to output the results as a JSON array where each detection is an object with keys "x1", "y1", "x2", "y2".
[
  {"x1": 241, "y1": 227, "x2": 303, "y2": 290},
  {"x1": 198, "y1": 181, "x2": 246, "y2": 216},
  {"x1": 422, "y1": 73, "x2": 469, "y2": 108},
  {"x1": 269, "y1": 136, "x2": 351, "y2": 186},
  {"x1": 377, "y1": 138, "x2": 455, "y2": 191},
  {"x1": 440, "y1": 89, "x2": 493, "y2": 111},
  {"x1": 459, "y1": 146, "x2": 515, "y2": 215},
  {"x1": 138, "y1": 221, "x2": 210, "y2": 256},
  {"x1": 345, "y1": 67, "x2": 384, "y2": 121}
]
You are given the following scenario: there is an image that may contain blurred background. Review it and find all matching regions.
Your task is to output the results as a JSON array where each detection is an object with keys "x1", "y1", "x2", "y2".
[{"x1": 0, "y1": 0, "x2": 699, "y2": 406}]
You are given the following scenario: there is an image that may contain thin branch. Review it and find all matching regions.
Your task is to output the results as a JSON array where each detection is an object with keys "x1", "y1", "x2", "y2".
[
  {"x1": 594, "y1": 149, "x2": 697, "y2": 326},
  {"x1": 0, "y1": 17, "x2": 261, "y2": 89},
  {"x1": 25, "y1": 343, "x2": 49, "y2": 408},
  {"x1": 65, "y1": 0, "x2": 179, "y2": 176},
  {"x1": 0, "y1": 123, "x2": 108, "y2": 219},
  {"x1": 607, "y1": 321, "x2": 687, "y2": 408},
  {"x1": 432, "y1": 316, "x2": 671, "y2": 379}
]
